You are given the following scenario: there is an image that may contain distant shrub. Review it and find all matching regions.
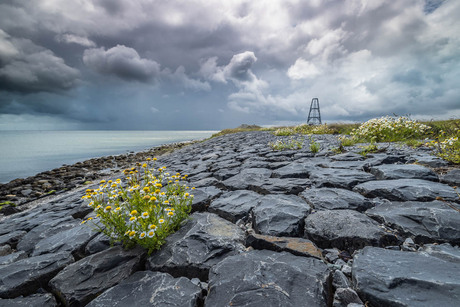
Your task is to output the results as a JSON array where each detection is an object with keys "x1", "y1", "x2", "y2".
[{"x1": 268, "y1": 137, "x2": 303, "y2": 151}]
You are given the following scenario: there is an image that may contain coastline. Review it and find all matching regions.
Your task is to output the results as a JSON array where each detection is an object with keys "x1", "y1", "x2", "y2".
[{"x1": 0, "y1": 139, "x2": 199, "y2": 215}]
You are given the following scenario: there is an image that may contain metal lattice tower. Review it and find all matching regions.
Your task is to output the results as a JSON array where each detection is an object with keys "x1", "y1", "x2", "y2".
[{"x1": 307, "y1": 98, "x2": 322, "y2": 125}]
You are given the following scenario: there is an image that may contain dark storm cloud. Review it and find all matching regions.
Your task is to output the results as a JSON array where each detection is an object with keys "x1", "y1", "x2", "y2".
[
  {"x1": 0, "y1": 31, "x2": 80, "y2": 93},
  {"x1": 0, "y1": 0, "x2": 459, "y2": 129},
  {"x1": 83, "y1": 45, "x2": 160, "y2": 82}
]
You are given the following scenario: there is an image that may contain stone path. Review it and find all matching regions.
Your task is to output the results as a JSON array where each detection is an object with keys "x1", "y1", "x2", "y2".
[{"x1": 0, "y1": 131, "x2": 459, "y2": 306}]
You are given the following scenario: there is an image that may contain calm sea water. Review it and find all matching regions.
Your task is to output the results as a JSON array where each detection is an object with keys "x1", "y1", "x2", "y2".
[{"x1": 0, "y1": 130, "x2": 217, "y2": 184}]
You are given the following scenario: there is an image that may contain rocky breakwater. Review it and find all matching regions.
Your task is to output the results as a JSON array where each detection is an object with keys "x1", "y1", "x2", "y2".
[
  {"x1": 0, "y1": 142, "x2": 192, "y2": 216},
  {"x1": 0, "y1": 130, "x2": 460, "y2": 306}
]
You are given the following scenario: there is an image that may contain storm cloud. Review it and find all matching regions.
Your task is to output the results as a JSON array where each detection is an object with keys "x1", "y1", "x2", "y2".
[{"x1": 0, "y1": 0, "x2": 458, "y2": 130}]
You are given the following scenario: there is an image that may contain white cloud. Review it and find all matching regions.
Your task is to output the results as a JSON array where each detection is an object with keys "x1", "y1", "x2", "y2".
[
  {"x1": 56, "y1": 34, "x2": 96, "y2": 47},
  {"x1": 287, "y1": 58, "x2": 321, "y2": 80}
]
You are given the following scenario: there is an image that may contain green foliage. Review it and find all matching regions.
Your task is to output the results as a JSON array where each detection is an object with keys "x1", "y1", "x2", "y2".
[
  {"x1": 82, "y1": 158, "x2": 193, "y2": 254},
  {"x1": 0, "y1": 201, "x2": 16, "y2": 207},
  {"x1": 350, "y1": 116, "x2": 431, "y2": 142},
  {"x1": 309, "y1": 137, "x2": 320, "y2": 153},
  {"x1": 268, "y1": 137, "x2": 303, "y2": 151},
  {"x1": 359, "y1": 141, "x2": 379, "y2": 157},
  {"x1": 273, "y1": 124, "x2": 334, "y2": 136}
]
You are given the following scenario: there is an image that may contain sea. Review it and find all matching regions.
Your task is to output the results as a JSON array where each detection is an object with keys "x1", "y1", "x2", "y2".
[{"x1": 0, "y1": 130, "x2": 217, "y2": 184}]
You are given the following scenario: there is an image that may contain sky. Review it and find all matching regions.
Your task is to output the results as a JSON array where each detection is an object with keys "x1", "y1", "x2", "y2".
[{"x1": 0, "y1": 0, "x2": 458, "y2": 130}]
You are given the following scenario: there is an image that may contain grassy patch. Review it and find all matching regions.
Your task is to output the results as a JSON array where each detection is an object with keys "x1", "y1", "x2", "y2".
[{"x1": 268, "y1": 137, "x2": 303, "y2": 151}]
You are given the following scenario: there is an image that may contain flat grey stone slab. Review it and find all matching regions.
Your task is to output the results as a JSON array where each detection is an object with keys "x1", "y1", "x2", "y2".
[
  {"x1": 304, "y1": 210, "x2": 398, "y2": 252},
  {"x1": 310, "y1": 168, "x2": 375, "y2": 190},
  {"x1": 205, "y1": 250, "x2": 331, "y2": 307},
  {"x1": 353, "y1": 179, "x2": 458, "y2": 201},
  {"x1": 86, "y1": 271, "x2": 202, "y2": 307},
  {"x1": 0, "y1": 231, "x2": 26, "y2": 248},
  {"x1": 0, "y1": 293, "x2": 57, "y2": 307},
  {"x1": 146, "y1": 212, "x2": 245, "y2": 281},
  {"x1": 331, "y1": 152, "x2": 364, "y2": 161},
  {"x1": 49, "y1": 246, "x2": 145, "y2": 307},
  {"x1": 352, "y1": 246, "x2": 460, "y2": 307},
  {"x1": 31, "y1": 223, "x2": 98, "y2": 258},
  {"x1": 191, "y1": 186, "x2": 222, "y2": 212},
  {"x1": 222, "y1": 168, "x2": 272, "y2": 190},
  {"x1": 0, "y1": 252, "x2": 74, "y2": 298},
  {"x1": 409, "y1": 153, "x2": 449, "y2": 168},
  {"x1": 0, "y1": 251, "x2": 27, "y2": 266},
  {"x1": 440, "y1": 168, "x2": 460, "y2": 186},
  {"x1": 17, "y1": 217, "x2": 79, "y2": 254},
  {"x1": 300, "y1": 187, "x2": 373, "y2": 211},
  {"x1": 366, "y1": 200, "x2": 460, "y2": 244},
  {"x1": 209, "y1": 190, "x2": 261, "y2": 223},
  {"x1": 271, "y1": 162, "x2": 314, "y2": 178},
  {"x1": 369, "y1": 164, "x2": 438, "y2": 181},
  {"x1": 252, "y1": 194, "x2": 311, "y2": 237}
]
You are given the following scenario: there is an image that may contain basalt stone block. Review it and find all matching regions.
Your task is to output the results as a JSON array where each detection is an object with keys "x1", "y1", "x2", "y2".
[
  {"x1": 191, "y1": 186, "x2": 222, "y2": 212},
  {"x1": 271, "y1": 162, "x2": 313, "y2": 178},
  {"x1": 84, "y1": 233, "x2": 122, "y2": 255},
  {"x1": 300, "y1": 187, "x2": 373, "y2": 212},
  {"x1": 333, "y1": 288, "x2": 363, "y2": 307},
  {"x1": 0, "y1": 252, "x2": 74, "y2": 298},
  {"x1": 440, "y1": 169, "x2": 460, "y2": 186},
  {"x1": 190, "y1": 177, "x2": 220, "y2": 188},
  {"x1": 304, "y1": 210, "x2": 399, "y2": 252},
  {"x1": 17, "y1": 217, "x2": 79, "y2": 254},
  {"x1": 213, "y1": 168, "x2": 240, "y2": 181},
  {"x1": 369, "y1": 164, "x2": 438, "y2": 181},
  {"x1": 205, "y1": 250, "x2": 331, "y2": 307},
  {"x1": 331, "y1": 152, "x2": 364, "y2": 161},
  {"x1": 408, "y1": 153, "x2": 449, "y2": 168},
  {"x1": 366, "y1": 200, "x2": 460, "y2": 245},
  {"x1": 49, "y1": 246, "x2": 146, "y2": 307},
  {"x1": 209, "y1": 190, "x2": 261, "y2": 223},
  {"x1": 0, "y1": 251, "x2": 27, "y2": 265},
  {"x1": 246, "y1": 233, "x2": 323, "y2": 259},
  {"x1": 310, "y1": 168, "x2": 375, "y2": 190},
  {"x1": 258, "y1": 177, "x2": 311, "y2": 195},
  {"x1": 0, "y1": 231, "x2": 26, "y2": 249},
  {"x1": 0, "y1": 210, "x2": 70, "y2": 236},
  {"x1": 252, "y1": 194, "x2": 311, "y2": 237},
  {"x1": 222, "y1": 168, "x2": 272, "y2": 191},
  {"x1": 146, "y1": 212, "x2": 246, "y2": 281},
  {"x1": 31, "y1": 223, "x2": 99, "y2": 258},
  {"x1": 86, "y1": 271, "x2": 202, "y2": 307},
  {"x1": 353, "y1": 179, "x2": 458, "y2": 202},
  {"x1": 352, "y1": 246, "x2": 460, "y2": 307},
  {"x1": 0, "y1": 293, "x2": 58, "y2": 307}
]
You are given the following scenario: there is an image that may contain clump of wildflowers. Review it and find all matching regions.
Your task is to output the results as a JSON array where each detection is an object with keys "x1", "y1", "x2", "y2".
[
  {"x1": 426, "y1": 131, "x2": 460, "y2": 164},
  {"x1": 268, "y1": 137, "x2": 303, "y2": 151},
  {"x1": 81, "y1": 158, "x2": 194, "y2": 254},
  {"x1": 350, "y1": 116, "x2": 431, "y2": 142}
]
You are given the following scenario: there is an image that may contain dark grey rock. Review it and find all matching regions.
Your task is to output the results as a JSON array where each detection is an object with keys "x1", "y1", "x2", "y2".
[
  {"x1": 49, "y1": 246, "x2": 145, "y2": 307},
  {"x1": 0, "y1": 231, "x2": 26, "y2": 248},
  {"x1": 84, "y1": 233, "x2": 120, "y2": 255},
  {"x1": 187, "y1": 171, "x2": 212, "y2": 182},
  {"x1": 0, "y1": 251, "x2": 27, "y2": 265},
  {"x1": 213, "y1": 168, "x2": 240, "y2": 181},
  {"x1": 259, "y1": 177, "x2": 311, "y2": 195},
  {"x1": 246, "y1": 232, "x2": 323, "y2": 259},
  {"x1": 366, "y1": 200, "x2": 460, "y2": 245},
  {"x1": 333, "y1": 288, "x2": 363, "y2": 307},
  {"x1": 190, "y1": 177, "x2": 220, "y2": 188},
  {"x1": 331, "y1": 152, "x2": 364, "y2": 161},
  {"x1": 409, "y1": 153, "x2": 449, "y2": 168},
  {"x1": 191, "y1": 186, "x2": 222, "y2": 212},
  {"x1": 300, "y1": 187, "x2": 373, "y2": 211},
  {"x1": 419, "y1": 243, "x2": 460, "y2": 262},
  {"x1": 0, "y1": 293, "x2": 58, "y2": 307},
  {"x1": 440, "y1": 169, "x2": 460, "y2": 186},
  {"x1": 310, "y1": 168, "x2": 375, "y2": 190},
  {"x1": 17, "y1": 217, "x2": 79, "y2": 254},
  {"x1": 369, "y1": 164, "x2": 438, "y2": 181},
  {"x1": 86, "y1": 271, "x2": 202, "y2": 307},
  {"x1": 271, "y1": 162, "x2": 312, "y2": 178},
  {"x1": 305, "y1": 210, "x2": 399, "y2": 252},
  {"x1": 253, "y1": 194, "x2": 311, "y2": 237},
  {"x1": 0, "y1": 252, "x2": 74, "y2": 298},
  {"x1": 31, "y1": 223, "x2": 99, "y2": 258},
  {"x1": 0, "y1": 245, "x2": 11, "y2": 257},
  {"x1": 353, "y1": 179, "x2": 458, "y2": 201},
  {"x1": 208, "y1": 190, "x2": 261, "y2": 223},
  {"x1": 146, "y1": 212, "x2": 246, "y2": 281},
  {"x1": 206, "y1": 250, "x2": 331, "y2": 307},
  {"x1": 332, "y1": 270, "x2": 350, "y2": 289},
  {"x1": 352, "y1": 246, "x2": 460, "y2": 307},
  {"x1": 222, "y1": 168, "x2": 272, "y2": 191}
]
